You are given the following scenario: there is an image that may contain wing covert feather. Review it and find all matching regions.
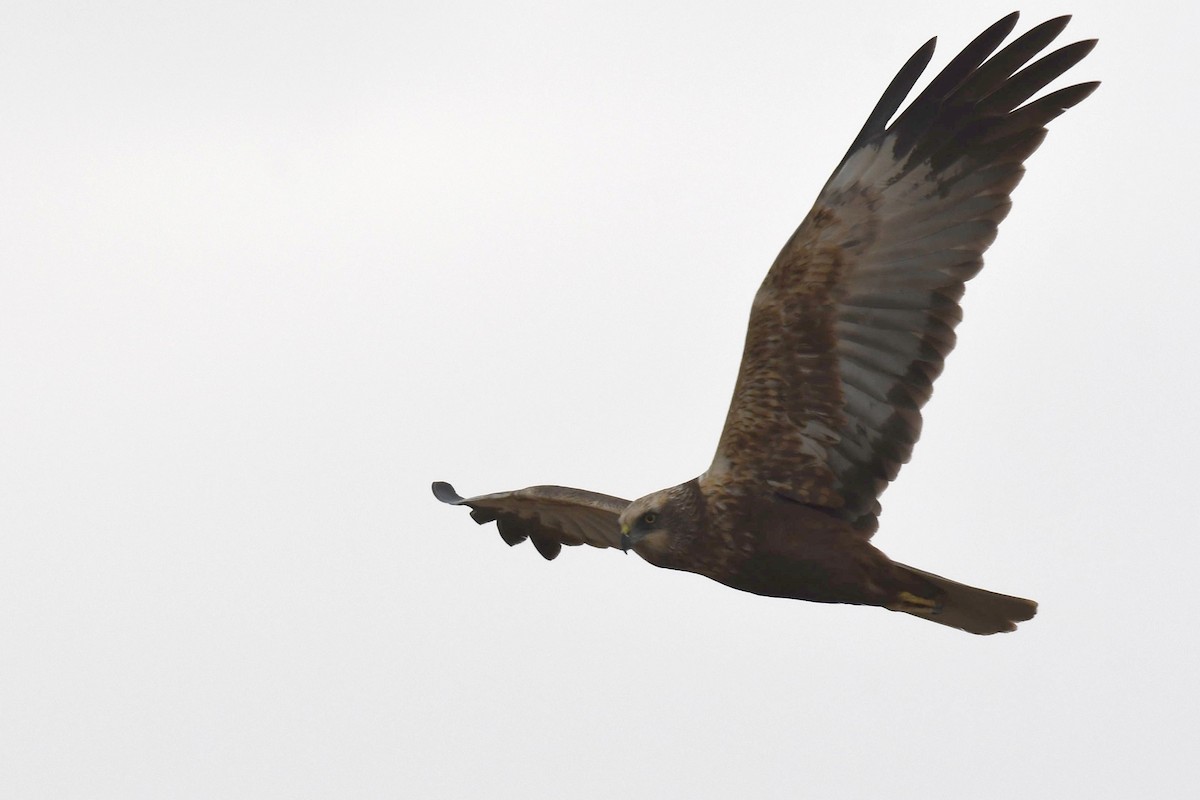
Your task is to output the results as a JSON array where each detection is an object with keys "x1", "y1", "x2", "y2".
[{"x1": 708, "y1": 14, "x2": 1097, "y2": 533}]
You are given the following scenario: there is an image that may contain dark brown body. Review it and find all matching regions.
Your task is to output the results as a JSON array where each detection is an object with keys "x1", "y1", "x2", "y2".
[
  {"x1": 722, "y1": 502, "x2": 931, "y2": 607},
  {"x1": 632, "y1": 482, "x2": 928, "y2": 607},
  {"x1": 628, "y1": 478, "x2": 1035, "y2": 633}
]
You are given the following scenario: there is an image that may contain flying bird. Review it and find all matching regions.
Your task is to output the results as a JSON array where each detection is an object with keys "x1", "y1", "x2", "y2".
[{"x1": 433, "y1": 13, "x2": 1097, "y2": 634}]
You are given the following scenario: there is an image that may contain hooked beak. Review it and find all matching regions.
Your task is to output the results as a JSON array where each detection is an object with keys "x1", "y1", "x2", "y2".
[{"x1": 620, "y1": 524, "x2": 632, "y2": 553}]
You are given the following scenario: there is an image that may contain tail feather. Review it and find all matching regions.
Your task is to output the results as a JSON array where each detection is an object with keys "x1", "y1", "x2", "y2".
[{"x1": 891, "y1": 563, "x2": 1037, "y2": 635}]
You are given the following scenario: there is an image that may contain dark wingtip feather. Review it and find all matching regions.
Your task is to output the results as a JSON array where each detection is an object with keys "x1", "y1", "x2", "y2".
[
  {"x1": 495, "y1": 517, "x2": 529, "y2": 546},
  {"x1": 889, "y1": 13, "x2": 1022, "y2": 153},
  {"x1": 1042, "y1": 80, "x2": 1102, "y2": 114},
  {"x1": 998, "y1": 81, "x2": 1100, "y2": 135},
  {"x1": 955, "y1": 15, "x2": 1075, "y2": 104},
  {"x1": 834, "y1": 35, "x2": 937, "y2": 175},
  {"x1": 469, "y1": 507, "x2": 499, "y2": 525},
  {"x1": 431, "y1": 481, "x2": 464, "y2": 504},
  {"x1": 985, "y1": 39, "x2": 1099, "y2": 112},
  {"x1": 530, "y1": 535, "x2": 562, "y2": 560},
  {"x1": 1071, "y1": 79, "x2": 1101, "y2": 103}
]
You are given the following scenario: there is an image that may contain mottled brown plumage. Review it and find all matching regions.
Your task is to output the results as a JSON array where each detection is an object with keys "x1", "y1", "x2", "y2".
[{"x1": 433, "y1": 13, "x2": 1097, "y2": 635}]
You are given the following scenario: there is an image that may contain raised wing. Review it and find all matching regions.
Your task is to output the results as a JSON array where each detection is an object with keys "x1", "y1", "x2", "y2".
[
  {"x1": 708, "y1": 13, "x2": 1097, "y2": 532},
  {"x1": 432, "y1": 481, "x2": 629, "y2": 560}
]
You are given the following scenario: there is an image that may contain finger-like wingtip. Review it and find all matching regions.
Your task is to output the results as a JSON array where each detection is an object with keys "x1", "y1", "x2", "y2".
[{"x1": 431, "y1": 481, "x2": 465, "y2": 504}]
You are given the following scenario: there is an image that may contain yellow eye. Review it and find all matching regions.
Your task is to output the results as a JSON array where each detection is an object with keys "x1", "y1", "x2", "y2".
[{"x1": 641, "y1": 512, "x2": 657, "y2": 526}]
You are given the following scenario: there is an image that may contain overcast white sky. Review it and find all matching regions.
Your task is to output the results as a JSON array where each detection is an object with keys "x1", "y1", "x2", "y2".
[{"x1": 3, "y1": 1, "x2": 1197, "y2": 797}]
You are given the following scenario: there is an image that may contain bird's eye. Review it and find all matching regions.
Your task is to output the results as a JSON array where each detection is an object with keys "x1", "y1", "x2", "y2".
[{"x1": 641, "y1": 512, "x2": 657, "y2": 526}]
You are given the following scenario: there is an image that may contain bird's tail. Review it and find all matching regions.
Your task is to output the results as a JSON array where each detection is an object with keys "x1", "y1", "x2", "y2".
[{"x1": 889, "y1": 563, "x2": 1037, "y2": 635}]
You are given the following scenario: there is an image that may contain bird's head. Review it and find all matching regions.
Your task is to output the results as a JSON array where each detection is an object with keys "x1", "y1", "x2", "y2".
[{"x1": 618, "y1": 480, "x2": 701, "y2": 563}]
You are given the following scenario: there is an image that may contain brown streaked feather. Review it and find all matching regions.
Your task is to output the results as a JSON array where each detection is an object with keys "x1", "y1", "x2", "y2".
[
  {"x1": 431, "y1": 482, "x2": 628, "y2": 560},
  {"x1": 709, "y1": 15, "x2": 1098, "y2": 533}
]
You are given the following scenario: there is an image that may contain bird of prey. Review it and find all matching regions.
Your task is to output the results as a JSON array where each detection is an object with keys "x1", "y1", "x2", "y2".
[{"x1": 433, "y1": 13, "x2": 1097, "y2": 634}]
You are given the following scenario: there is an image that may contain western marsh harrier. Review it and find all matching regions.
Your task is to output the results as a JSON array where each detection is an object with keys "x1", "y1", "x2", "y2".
[{"x1": 434, "y1": 13, "x2": 1096, "y2": 634}]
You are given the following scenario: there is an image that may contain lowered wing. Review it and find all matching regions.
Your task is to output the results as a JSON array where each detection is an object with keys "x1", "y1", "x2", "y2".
[{"x1": 432, "y1": 482, "x2": 629, "y2": 560}]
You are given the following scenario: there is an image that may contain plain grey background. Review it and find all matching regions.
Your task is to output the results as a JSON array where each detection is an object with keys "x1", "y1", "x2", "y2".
[{"x1": 3, "y1": 1, "x2": 1196, "y2": 797}]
